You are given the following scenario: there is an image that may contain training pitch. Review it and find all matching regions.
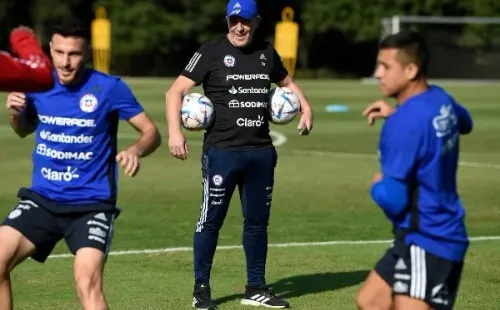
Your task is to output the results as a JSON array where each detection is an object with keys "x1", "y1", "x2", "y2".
[{"x1": 0, "y1": 79, "x2": 499, "y2": 309}]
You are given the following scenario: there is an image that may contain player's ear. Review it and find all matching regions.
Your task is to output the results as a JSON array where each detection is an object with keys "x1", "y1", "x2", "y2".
[
  {"x1": 254, "y1": 16, "x2": 261, "y2": 27},
  {"x1": 405, "y1": 62, "x2": 419, "y2": 80}
]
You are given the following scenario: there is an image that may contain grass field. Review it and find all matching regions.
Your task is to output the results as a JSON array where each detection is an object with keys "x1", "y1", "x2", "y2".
[{"x1": 1, "y1": 79, "x2": 499, "y2": 309}]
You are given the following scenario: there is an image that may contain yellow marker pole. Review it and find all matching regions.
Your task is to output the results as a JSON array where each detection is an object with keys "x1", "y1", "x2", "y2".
[
  {"x1": 274, "y1": 7, "x2": 299, "y2": 77},
  {"x1": 91, "y1": 7, "x2": 111, "y2": 73}
]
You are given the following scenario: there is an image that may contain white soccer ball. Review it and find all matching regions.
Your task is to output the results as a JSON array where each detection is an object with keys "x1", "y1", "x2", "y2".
[
  {"x1": 267, "y1": 87, "x2": 301, "y2": 125},
  {"x1": 181, "y1": 93, "x2": 214, "y2": 131}
]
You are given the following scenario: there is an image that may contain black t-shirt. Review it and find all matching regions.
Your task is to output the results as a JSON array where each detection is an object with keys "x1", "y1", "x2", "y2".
[{"x1": 181, "y1": 37, "x2": 288, "y2": 150}]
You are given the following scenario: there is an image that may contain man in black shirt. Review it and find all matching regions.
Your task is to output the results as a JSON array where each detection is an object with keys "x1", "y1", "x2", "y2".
[{"x1": 166, "y1": 0, "x2": 313, "y2": 308}]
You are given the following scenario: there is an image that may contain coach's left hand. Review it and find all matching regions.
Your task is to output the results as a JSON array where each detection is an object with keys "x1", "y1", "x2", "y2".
[
  {"x1": 116, "y1": 148, "x2": 140, "y2": 177},
  {"x1": 297, "y1": 108, "x2": 313, "y2": 136}
]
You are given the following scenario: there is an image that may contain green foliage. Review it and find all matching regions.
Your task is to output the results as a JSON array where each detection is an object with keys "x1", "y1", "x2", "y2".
[
  {"x1": 94, "y1": 0, "x2": 227, "y2": 56},
  {"x1": 301, "y1": 0, "x2": 500, "y2": 46}
]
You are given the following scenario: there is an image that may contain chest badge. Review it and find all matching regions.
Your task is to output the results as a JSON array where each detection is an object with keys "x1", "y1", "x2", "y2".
[
  {"x1": 79, "y1": 94, "x2": 99, "y2": 113},
  {"x1": 224, "y1": 55, "x2": 236, "y2": 67}
]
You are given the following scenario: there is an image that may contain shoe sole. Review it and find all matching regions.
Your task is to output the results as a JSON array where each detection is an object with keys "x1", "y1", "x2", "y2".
[{"x1": 241, "y1": 299, "x2": 288, "y2": 308}]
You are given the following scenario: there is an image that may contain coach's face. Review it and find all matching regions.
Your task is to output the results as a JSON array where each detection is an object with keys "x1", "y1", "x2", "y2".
[
  {"x1": 375, "y1": 48, "x2": 414, "y2": 97},
  {"x1": 50, "y1": 34, "x2": 89, "y2": 85},
  {"x1": 227, "y1": 16, "x2": 259, "y2": 47}
]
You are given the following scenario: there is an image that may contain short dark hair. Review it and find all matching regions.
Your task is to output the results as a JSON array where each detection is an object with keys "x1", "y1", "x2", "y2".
[
  {"x1": 51, "y1": 18, "x2": 89, "y2": 41},
  {"x1": 379, "y1": 30, "x2": 430, "y2": 77}
]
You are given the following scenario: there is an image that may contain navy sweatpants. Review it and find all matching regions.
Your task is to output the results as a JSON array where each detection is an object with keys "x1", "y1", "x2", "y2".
[{"x1": 193, "y1": 147, "x2": 277, "y2": 287}]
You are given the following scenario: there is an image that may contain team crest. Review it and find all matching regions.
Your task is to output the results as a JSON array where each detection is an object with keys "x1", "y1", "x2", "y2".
[
  {"x1": 79, "y1": 94, "x2": 98, "y2": 113},
  {"x1": 224, "y1": 55, "x2": 235, "y2": 67},
  {"x1": 212, "y1": 175, "x2": 223, "y2": 186}
]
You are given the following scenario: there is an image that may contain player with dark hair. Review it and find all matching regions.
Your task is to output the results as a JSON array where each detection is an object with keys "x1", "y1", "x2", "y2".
[
  {"x1": 1, "y1": 26, "x2": 54, "y2": 92},
  {"x1": 356, "y1": 30, "x2": 473, "y2": 310},
  {"x1": 0, "y1": 18, "x2": 161, "y2": 309},
  {"x1": 166, "y1": 0, "x2": 312, "y2": 308}
]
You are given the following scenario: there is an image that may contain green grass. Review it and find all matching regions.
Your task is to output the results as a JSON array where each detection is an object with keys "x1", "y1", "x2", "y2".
[{"x1": 1, "y1": 79, "x2": 499, "y2": 309}]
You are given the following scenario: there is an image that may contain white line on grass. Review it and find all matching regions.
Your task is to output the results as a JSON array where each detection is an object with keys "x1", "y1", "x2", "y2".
[
  {"x1": 47, "y1": 236, "x2": 500, "y2": 259},
  {"x1": 290, "y1": 149, "x2": 500, "y2": 170}
]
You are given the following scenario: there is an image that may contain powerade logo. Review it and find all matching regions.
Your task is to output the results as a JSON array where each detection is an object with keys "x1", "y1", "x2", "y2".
[
  {"x1": 226, "y1": 74, "x2": 269, "y2": 81},
  {"x1": 38, "y1": 115, "x2": 96, "y2": 127}
]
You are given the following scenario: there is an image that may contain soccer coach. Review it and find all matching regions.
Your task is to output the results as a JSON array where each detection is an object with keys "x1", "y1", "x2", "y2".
[{"x1": 166, "y1": 1, "x2": 313, "y2": 309}]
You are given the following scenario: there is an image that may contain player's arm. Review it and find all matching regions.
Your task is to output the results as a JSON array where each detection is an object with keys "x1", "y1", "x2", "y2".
[
  {"x1": 0, "y1": 27, "x2": 54, "y2": 92},
  {"x1": 271, "y1": 48, "x2": 313, "y2": 134},
  {"x1": 7, "y1": 93, "x2": 38, "y2": 138},
  {"x1": 271, "y1": 50, "x2": 312, "y2": 115},
  {"x1": 166, "y1": 46, "x2": 209, "y2": 134},
  {"x1": 276, "y1": 76, "x2": 311, "y2": 114},
  {"x1": 165, "y1": 45, "x2": 210, "y2": 159},
  {"x1": 370, "y1": 116, "x2": 422, "y2": 219},
  {"x1": 111, "y1": 80, "x2": 161, "y2": 158},
  {"x1": 453, "y1": 102, "x2": 473, "y2": 135}
]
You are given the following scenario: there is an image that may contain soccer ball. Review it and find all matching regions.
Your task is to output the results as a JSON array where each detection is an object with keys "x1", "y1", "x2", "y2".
[
  {"x1": 181, "y1": 93, "x2": 214, "y2": 131},
  {"x1": 267, "y1": 87, "x2": 301, "y2": 125}
]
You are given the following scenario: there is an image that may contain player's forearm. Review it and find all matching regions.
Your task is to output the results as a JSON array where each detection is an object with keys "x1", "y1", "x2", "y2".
[
  {"x1": 278, "y1": 77, "x2": 312, "y2": 114},
  {"x1": 9, "y1": 115, "x2": 36, "y2": 138},
  {"x1": 127, "y1": 127, "x2": 161, "y2": 158},
  {"x1": 454, "y1": 103, "x2": 473, "y2": 135},
  {"x1": 165, "y1": 90, "x2": 184, "y2": 134},
  {"x1": 370, "y1": 176, "x2": 408, "y2": 217}
]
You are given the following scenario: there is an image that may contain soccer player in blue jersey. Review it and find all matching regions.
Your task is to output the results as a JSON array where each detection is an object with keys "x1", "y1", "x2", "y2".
[
  {"x1": 356, "y1": 30, "x2": 473, "y2": 310},
  {"x1": 0, "y1": 18, "x2": 161, "y2": 309}
]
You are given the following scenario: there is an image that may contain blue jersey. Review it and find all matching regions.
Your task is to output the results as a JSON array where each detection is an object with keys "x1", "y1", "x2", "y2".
[
  {"x1": 378, "y1": 85, "x2": 473, "y2": 262},
  {"x1": 20, "y1": 69, "x2": 144, "y2": 212}
]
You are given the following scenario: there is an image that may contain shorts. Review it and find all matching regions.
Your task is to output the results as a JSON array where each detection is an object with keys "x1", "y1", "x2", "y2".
[
  {"x1": 1, "y1": 198, "x2": 116, "y2": 263},
  {"x1": 375, "y1": 234, "x2": 464, "y2": 310}
]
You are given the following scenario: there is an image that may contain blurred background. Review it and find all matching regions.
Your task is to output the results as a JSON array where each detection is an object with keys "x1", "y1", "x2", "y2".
[
  {"x1": 2, "y1": 2, "x2": 500, "y2": 308},
  {"x1": 1, "y1": 0, "x2": 500, "y2": 80}
]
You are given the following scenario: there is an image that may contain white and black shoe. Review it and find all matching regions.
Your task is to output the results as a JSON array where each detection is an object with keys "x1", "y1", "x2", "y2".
[
  {"x1": 241, "y1": 285, "x2": 289, "y2": 308},
  {"x1": 192, "y1": 283, "x2": 217, "y2": 310}
]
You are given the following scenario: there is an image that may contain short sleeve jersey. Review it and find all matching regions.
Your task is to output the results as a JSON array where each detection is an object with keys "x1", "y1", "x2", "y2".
[
  {"x1": 23, "y1": 69, "x2": 144, "y2": 212},
  {"x1": 378, "y1": 85, "x2": 469, "y2": 262},
  {"x1": 181, "y1": 37, "x2": 288, "y2": 150}
]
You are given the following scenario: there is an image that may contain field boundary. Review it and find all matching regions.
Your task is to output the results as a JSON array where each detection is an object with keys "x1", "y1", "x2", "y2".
[
  {"x1": 289, "y1": 149, "x2": 500, "y2": 170},
  {"x1": 47, "y1": 236, "x2": 500, "y2": 259}
]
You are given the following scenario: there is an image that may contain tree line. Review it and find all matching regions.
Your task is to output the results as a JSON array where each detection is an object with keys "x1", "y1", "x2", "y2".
[{"x1": 1, "y1": 0, "x2": 499, "y2": 78}]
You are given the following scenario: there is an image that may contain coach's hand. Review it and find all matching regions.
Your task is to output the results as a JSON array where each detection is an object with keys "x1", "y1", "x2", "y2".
[
  {"x1": 168, "y1": 131, "x2": 189, "y2": 160},
  {"x1": 116, "y1": 148, "x2": 140, "y2": 177},
  {"x1": 297, "y1": 109, "x2": 313, "y2": 136},
  {"x1": 363, "y1": 100, "x2": 395, "y2": 126},
  {"x1": 6, "y1": 92, "x2": 27, "y2": 117}
]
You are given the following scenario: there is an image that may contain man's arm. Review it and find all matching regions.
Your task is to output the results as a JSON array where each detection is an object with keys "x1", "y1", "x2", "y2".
[
  {"x1": 165, "y1": 75, "x2": 196, "y2": 136},
  {"x1": 0, "y1": 27, "x2": 54, "y2": 92},
  {"x1": 166, "y1": 46, "x2": 209, "y2": 134},
  {"x1": 7, "y1": 93, "x2": 38, "y2": 138},
  {"x1": 110, "y1": 79, "x2": 161, "y2": 157},
  {"x1": 270, "y1": 48, "x2": 312, "y2": 115},
  {"x1": 370, "y1": 115, "x2": 422, "y2": 219},
  {"x1": 126, "y1": 112, "x2": 161, "y2": 158},
  {"x1": 166, "y1": 45, "x2": 210, "y2": 159},
  {"x1": 453, "y1": 102, "x2": 473, "y2": 135},
  {"x1": 10, "y1": 114, "x2": 37, "y2": 138},
  {"x1": 276, "y1": 75, "x2": 312, "y2": 114}
]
